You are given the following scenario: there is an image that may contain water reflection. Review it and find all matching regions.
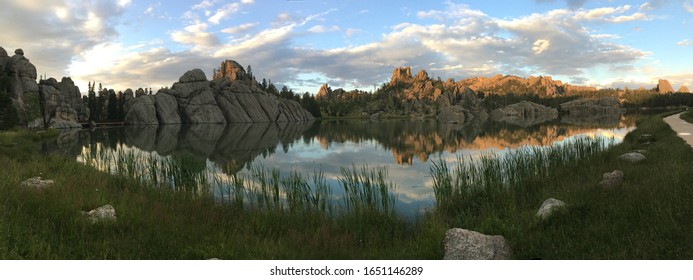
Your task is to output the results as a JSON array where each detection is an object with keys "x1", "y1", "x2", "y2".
[{"x1": 62, "y1": 114, "x2": 638, "y2": 218}]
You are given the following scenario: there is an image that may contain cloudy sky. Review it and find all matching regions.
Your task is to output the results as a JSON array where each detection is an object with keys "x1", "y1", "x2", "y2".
[{"x1": 1, "y1": 0, "x2": 691, "y2": 94}]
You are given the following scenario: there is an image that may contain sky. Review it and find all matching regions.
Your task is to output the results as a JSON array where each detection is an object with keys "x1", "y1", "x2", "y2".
[{"x1": 1, "y1": 0, "x2": 691, "y2": 95}]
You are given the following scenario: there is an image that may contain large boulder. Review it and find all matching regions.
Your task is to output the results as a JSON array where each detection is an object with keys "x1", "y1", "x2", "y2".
[
  {"x1": 443, "y1": 228, "x2": 512, "y2": 260},
  {"x1": 491, "y1": 101, "x2": 557, "y2": 126},
  {"x1": 436, "y1": 105, "x2": 467, "y2": 124},
  {"x1": 560, "y1": 97, "x2": 623, "y2": 126},
  {"x1": 124, "y1": 95, "x2": 158, "y2": 125},
  {"x1": 657, "y1": 79, "x2": 674, "y2": 94},
  {"x1": 536, "y1": 198, "x2": 567, "y2": 219},
  {"x1": 178, "y1": 88, "x2": 226, "y2": 124},
  {"x1": 154, "y1": 92, "x2": 181, "y2": 124},
  {"x1": 618, "y1": 152, "x2": 646, "y2": 163}
]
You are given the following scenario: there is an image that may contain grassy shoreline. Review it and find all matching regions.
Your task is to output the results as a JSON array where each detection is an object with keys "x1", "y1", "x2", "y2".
[{"x1": 1, "y1": 112, "x2": 692, "y2": 259}]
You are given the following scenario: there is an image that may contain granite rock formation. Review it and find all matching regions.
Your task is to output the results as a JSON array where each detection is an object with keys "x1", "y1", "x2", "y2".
[
  {"x1": 491, "y1": 101, "x2": 558, "y2": 126},
  {"x1": 124, "y1": 60, "x2": 314, "y2": 125},
  {"x1": 39, "y1": 77, "x2": 89, "y2": 128},
  {"x1": 678, "y1": 85, "x2": 690, "y2": 93},
  {"x1": 1, "y1": 47, "x2": 39, "y2": 125},
  {"x1": 560, "y1": 97, "x2": 623, "y2": 126},
  {"x1": 657, "y1": 79, "x2": 674, "y2": 94}
]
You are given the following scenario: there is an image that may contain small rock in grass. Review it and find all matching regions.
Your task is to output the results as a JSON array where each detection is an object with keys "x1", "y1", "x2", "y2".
[
  {"x1": 82, "y1": 204, "x2": 117, "y2": 223},
  {"x1": 536, "y1": 198, "x2": 567, "y2": 219},
  {"x1": 20, "y1": 177, "x2": 54, "y2": 191},
  {"x1": 599, "y1": 170, "x2": 624, "y2": 188},
  {"x1": 618, "y1": 152, "x2": 646, "y2": 163},
  {"x1": 443, "y1": 228, "x2": 512, "y2": 260}
]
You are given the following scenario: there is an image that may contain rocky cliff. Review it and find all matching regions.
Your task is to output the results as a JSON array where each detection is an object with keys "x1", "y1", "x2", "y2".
[
  {"x1": 124, "y1": 60, "x2": 314, "y2": 125},
  {"x1": 1, "y1": 47, "x2": 39, "y2": 125},
  {"x1": 38, "y1": 77, "x2": 89, "y2": 128}
]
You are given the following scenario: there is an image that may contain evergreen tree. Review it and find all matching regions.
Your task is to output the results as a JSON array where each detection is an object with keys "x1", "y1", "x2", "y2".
[
  {"x1": 267, "y1": 80, "x2": 278, "y2": 95},
  {"x1": 106, "y1": 92, "x2": 118, "y2": 121},
  {"x1": 247, "y1": 65, "x2": 253, "y2": 80},
  {"x1": 261, "y1": 78, "x2": 268, "y2": 91}
]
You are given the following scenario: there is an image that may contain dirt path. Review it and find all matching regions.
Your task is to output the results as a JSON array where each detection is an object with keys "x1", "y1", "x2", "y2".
[{"x1": 664, "y1": 112, "x2": 693, "y2": 148}]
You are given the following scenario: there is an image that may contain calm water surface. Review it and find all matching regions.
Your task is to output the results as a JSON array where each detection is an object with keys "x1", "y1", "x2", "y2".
[{"x1": 54, "y1": 115, "x2": 637, "y2": 217}]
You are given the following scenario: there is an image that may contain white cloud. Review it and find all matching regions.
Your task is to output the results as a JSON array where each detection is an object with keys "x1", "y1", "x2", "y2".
[
  {"x1": 117, "y1": 0, "x2": 131, "y2": 8},
  {"x1": 640, "y1": 0, "x2": 666, "y2": 11},
  {"x1": 685, "y1": 2, "x2": 693, "y2": 13},
  {"x1": 532, "y1": 39, "x2": 551, "y2": 54},
  {"x1": 208, "y1": 2, "x2": 240, "y2": 24},
  {"x1": 0, "y1": 0, "x2": 129, "y2": 78},
  {"x1": 171, "y1": 21, "x2": 220, "y2": 47},
  {"x1": 84, "y1": 3, "x2": 650, "y2": 93},
  {"x1": 307, "y1": 25, "x2": 340, "y2": 33},
  {"x1": 678, "y1": 39, "x2": 693, "y2": 46},
  {"x1": 611, "y1": 12, "x2": 650, "y2": 23},
  {"x1": 221, "y1": 22, "x2": 258, "y2": 34},
  {"x1": 192, "y1": 0, "x2": 218, "y2": 10}
]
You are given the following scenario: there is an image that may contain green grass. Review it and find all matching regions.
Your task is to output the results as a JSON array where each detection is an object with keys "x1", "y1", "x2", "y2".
[
  {"x1": 428, "y1": 113, "x2": 693, "y2": 259},
  {"x1": 681, "y1": 109, "x2": 693, "y2": 124},
  {"x1": 1, "y1": 112, "x2": 693, "y2": 259}
]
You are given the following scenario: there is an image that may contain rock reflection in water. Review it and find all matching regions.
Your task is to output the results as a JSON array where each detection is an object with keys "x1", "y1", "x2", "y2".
[{"x1": 120, "y1": 122, "x2": 313, "y2": 174}]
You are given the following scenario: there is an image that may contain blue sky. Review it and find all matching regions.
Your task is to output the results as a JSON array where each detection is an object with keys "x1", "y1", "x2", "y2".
[{"x1": 1, "y1": 0, "x2": 691, "y2": 94}]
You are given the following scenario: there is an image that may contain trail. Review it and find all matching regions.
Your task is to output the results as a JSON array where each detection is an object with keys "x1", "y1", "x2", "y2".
[{"x1": 663, "y1": 112, "x2": 693, "y2": 148}]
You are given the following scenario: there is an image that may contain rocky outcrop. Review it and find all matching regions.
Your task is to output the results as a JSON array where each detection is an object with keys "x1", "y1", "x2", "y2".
[
  {"x1": 213, "y1": 60, "x2": 251, "y2": 82},
  {"x1": 124, "y1": 61, "x2": 314, "y2": 125},
  {"x1": 39, "y1": 77, "x2": 89, "y2": 129},
  {"x1": 390, "y1": 66, "x2": 412, "y2": 85},
  {"x1": 536, "y1": 198, "x2": 567, "y2": 219},
  {"x1": 443, "y1": 228, "x2": 512, "y2": 260},
  {"x1": 491, "y1": 101, "x2": 558, "y2": 126},
  {"x1": 678, "y1": 86, "x2": 690, "y2": 93},
  {"x1": 560, "y1": 97, "x2": 623, "y2": 126},
  {"x1": 461, "y1": 74, "x2": 596, "y2": 96},
  {"x1": 657, "y1": 79, "x2": 674, "y2": 94},
  {"x1": 316, "y1": 83, "x2": 331, "y2": 99},
  {"x1": 1, "y1": 47, "x2": 40, "y2": 125}
]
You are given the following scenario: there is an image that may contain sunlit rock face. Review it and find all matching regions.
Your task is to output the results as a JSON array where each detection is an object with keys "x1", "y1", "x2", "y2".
[
  {"x1": 657, "y1": 79, "x2": 674, "y2": 94},
  {"x1": 124, "y1": 61, "x2": 314, "y2": 125}
]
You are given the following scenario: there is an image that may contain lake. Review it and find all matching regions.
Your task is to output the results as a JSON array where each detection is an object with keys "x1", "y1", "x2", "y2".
[{"x1": 49, "y1": 114, "x2": 637, "y2": 218}]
